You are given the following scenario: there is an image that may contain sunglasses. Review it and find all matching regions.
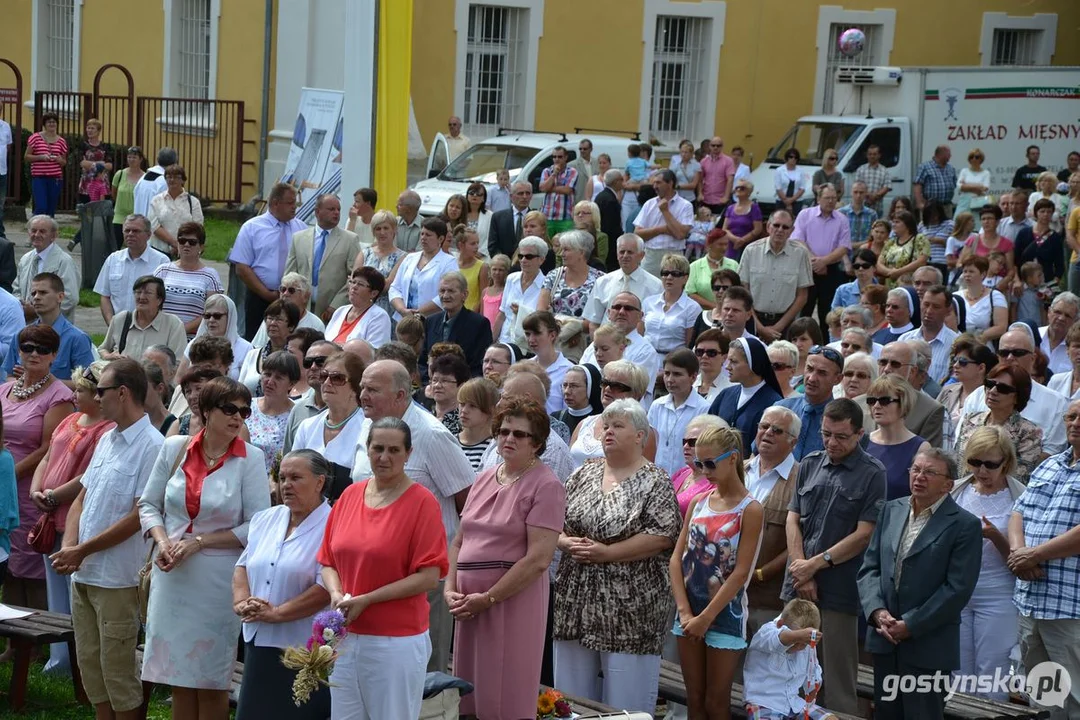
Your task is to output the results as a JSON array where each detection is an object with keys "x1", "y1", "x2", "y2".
[
  {"x1": 203, "y1": 312, "x2": 226, "y2": 321},
  {"x1": 998, "y1": 348, "x2": 1032, "y2": 359},
  {"x1": 809, "y1": 345, "x2": 844, "y2": 367},
  {"x1": 610, "y1": 303, "x2": 641, "y2": 313},
  {"x1": 302, "y1": 356, "x2": 330, "y2": 369},
  {"x1": 498, "y1": 428, "x2": 534, "y2": 440},
  {"x1": 177, "y1": 237, "x2": 200, "y2": 247},
  {"x1": 953, "y1": 357, "x2": 976, "y2": 367},
  {"x1": 695, "y1": 348, "x2": 720, "y2": 358},
  {"x1": 318, "y1": 371, "x2": 350, "y2": 387},
  {"x1": 967, "y1": 458, "x2": 1004, "y2": 470},
  {"x1": 19, "y1": 343, "x2": 54, "y2": 355},
  {"x1": 519, "y1": 253, "x2": 540, "y2": 261},
  {"x1": 984, "y1": 379, "x2": 1017, "y2": 394},
  {"x1": 757, "y1": 422, "x2": 792, "y2": 437},
  {"x1": 218, "y1": 403, "x2": 252, "y2": 419},
  {"x1": 771, "y1": 223, "x2": 793, "y2": 230},
  {"x1": 771, "y1": 362, "x2": 792, "y2": 371},
  {"x1": 852, "y1": 262, "x2": 873, "y2": 270},
  {"x1": 601, "y1": 379, "x2": 633, "y2": 393},
  {"x1": 660, "y1": 270, "x2": 687, "y2": 278},
  {"x1": 866, "y1": 396, "x2": 899, "y2": 407},
  {"x1": 878, "y1": 358, "x2": 911, "y2": 370},
  {"x1": 682, "y1": 437, "x2": 697, "y2": 447},
  {"x1": 712, "y1": 284, "x2": 732, "y2": 293},
  {"x1": 279, "y1": 286, "x2": 301, "y2": 295},
  {"x1": 467, "y1": 190, "x2": 484, "y2": 197},
  {"x1": 94, "y1": 385, "x2": 120, "y2": 398},
  {"x1": 693, "y1": 449, "x2": 736, "y2": 472}
]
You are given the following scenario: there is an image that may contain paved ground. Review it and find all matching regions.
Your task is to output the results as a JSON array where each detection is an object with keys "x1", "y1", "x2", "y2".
[{"x1": 3, "y1": 215, "x2": 232, "y2": 340}]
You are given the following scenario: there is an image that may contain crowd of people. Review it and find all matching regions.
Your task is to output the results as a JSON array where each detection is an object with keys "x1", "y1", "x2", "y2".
[{"x1": 0, "y1": 122, "x2": 1077, "y2": 720}]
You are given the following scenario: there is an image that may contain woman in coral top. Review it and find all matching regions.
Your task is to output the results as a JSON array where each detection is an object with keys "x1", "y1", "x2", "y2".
[{"x1": 319, "y1": 416, "x2": 449, "y2": 720}]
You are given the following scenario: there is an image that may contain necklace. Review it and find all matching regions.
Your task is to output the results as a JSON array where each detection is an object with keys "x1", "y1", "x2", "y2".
[
  {"x1": 366, "y1": 480, "x2": 405, "y2": 509},
  {"x1": 12, "y1": 373, "x2": 51, "y2": 400},
  {"x1": 203, "y1": 444, "x2": 228, "y2": 466},
  {"x1": 325, "y1": 406, "x2": 360, "y2": 431},
  {"x1": 496, "y1": 457, "x2": 537, "y2": 487}
]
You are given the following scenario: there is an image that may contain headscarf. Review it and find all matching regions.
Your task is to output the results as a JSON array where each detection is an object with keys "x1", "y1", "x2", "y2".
[
  {"x1": 1008, "y1": 321, "x2": 1041, "y2": 347},
  {"x1": 185, "y1": 294, "x2": 251, "y2": 379},
  {"x1": 902, "y1": 286, "x2": 921, "y2": 329},
  {"x1": 566, "y1": 364, "x2": 603, "y2": 417},
  {"x1": 950, "y1": 292, "x2": 967, "y2": 333},
  {"x1": 494, "y1": 342, "x2": 528, "y2": 364},
  {"x1": 732, "y1": 336, "x2": 783, "y2": 397}
]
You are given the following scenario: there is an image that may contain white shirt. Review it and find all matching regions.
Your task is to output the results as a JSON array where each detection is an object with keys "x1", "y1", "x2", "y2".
[
  {"x1": 0, "y1": 120, "x2": 11, "y2": 175},
  {"x1": 293, "y1": 408, "x2": 366, "y2": 469},
  {"x1": 960, "y1": 381, "x2": 1068, "y2": 455},
  {"x1": 745, "y1": 453, "x2": 796, "y2": 503},
  {"x1": 148, "y1": 191, "x2": 205, "y2": 254},
  {"x1": 133, "y1": 165, "x2": 168, "y2": 216},
  {"x1": 250, "y1": 310, "x2": 326, "y2": 349},
  {"x1": 1040, "y1": 326, "x2": 1071, "y2": 375},
  {"x1": 93, "y1": 246, "x2": 171, "y2": 314},
  {"x1": 0, "y1": 288, "x2": 25, "y2": 366},
  {"x1": 237, "y1": 502, "x2": 330, "y2": 648},
  {"x1": 695, "y1": 372, "x2": 731, "y2": 403},
  {"x1": 962, "y1": 289, "x2": 1006, "y2": 336},
  {"x1": 582, "y1": 266, "x2": 663, "y2": 325},
  {"x1": 1048, "y1": 370, "x2": 1080, "y2": 401},
  {"x1": 350, "y1": 404, "x2": 475, "y2": 543},
  {"x1": 642, "y1": 292, "x2": 699, "y2": 354},
  {"x1": 580, "y1": 328, "x2": 661, "y2": 399},
  {"x1": 497, "y1": 270, "x2": 546, "y2": 344},
  {"x1": 634, "y1": 194, "x2": 694, "y2": 250},
  {"x1": 74, "y1": 415, "x2": 165, "y2": 588},
  {"x1": 542, "y1": 352, "x2": 573, "y2": 413},
  {"x1": 774, "y1": 166, "x2": 810, "y2": 196},
  {"x1": 734, "y1": 163, "x2": 752, "y2": 183},
  {"x1": 648, "y1": 391, "x2": 710, "y2": 476},
  {"x1": 899, "y1": 324, "x2": 959, "y2": 384},
  {"x1": 957, "y1": 168, "x2": 992, "y2": 209},
  {"x1": 738, "y1": 380, "x2": 766, "y2": 409},
  {"x1": 744, "y1": 618, "x2": 822, "y2": 716},
  {"x1": 387, "y1": 250, "x2": 458, "y2": 322},
  {"x1": 323, "y1": 303, "x2": 391, "y2": 347}
]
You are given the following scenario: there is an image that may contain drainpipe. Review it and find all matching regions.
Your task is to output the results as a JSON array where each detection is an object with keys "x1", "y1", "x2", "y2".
[{"x1": 257, "y1": 0, "x2": 273, "y2": 200}]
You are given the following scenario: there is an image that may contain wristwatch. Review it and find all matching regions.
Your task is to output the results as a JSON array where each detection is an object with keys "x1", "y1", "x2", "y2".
[
  {"x1": 823, "y1": 551, "x2": 835, "y2": 568},
  {"x1": 487, "y1": 592, "x2": 498, "y2": 606},
  {"x1": 755, "y1": 569, "x2": 765, "y2": 582}
]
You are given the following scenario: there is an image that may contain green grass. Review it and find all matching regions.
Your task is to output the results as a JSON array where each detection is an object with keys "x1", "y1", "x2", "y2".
[
  {"x1": 90, "y1": 333, "x2": 104, "y2": 346},
  {"x1": 78, "y1": 290, "x2": 99, "y2": 309},
  {"x1": 202, "y1": 218, "x2": 242, "y2": 263},
  {"x1": 0, "y1": 661, "x2": 178, "y2": 719},
  {"x1": 56, "y1": 227, "x2": 77, "y2": 240}
]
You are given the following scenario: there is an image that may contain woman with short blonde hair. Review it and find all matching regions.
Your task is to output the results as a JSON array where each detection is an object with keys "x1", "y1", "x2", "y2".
[
  {"x1": 838, "y1": 351, "x2": 877, "y2": 399},
  {"x1": 865, "y1": 374, "x2": 929, "y2": 499}
]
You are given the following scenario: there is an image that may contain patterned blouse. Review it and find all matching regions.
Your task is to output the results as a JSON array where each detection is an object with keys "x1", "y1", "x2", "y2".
[
  {"x1": 553, "y1": 458, "x2": 682, "y2": 655},
  {"x1": 363, "y1": 246, "x2": 405, "y2": 317},
  {"x1": 880, "y1": 233, "x2": 931, "y2": 288},
  {"x1": 541, "y1": 266, "x2": 603, "y2": 318},
  {"x1": 955, "y1": 410, "x2": 1044, "y2": 483}
]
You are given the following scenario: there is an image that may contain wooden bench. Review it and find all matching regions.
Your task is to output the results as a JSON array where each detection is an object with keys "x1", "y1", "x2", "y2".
[
  {"x1": 541, "y1": 684, "x2": 621, "y2": 717},
  {"x1": 0, "y1": 608, "x2": 88, "y2": 712}
]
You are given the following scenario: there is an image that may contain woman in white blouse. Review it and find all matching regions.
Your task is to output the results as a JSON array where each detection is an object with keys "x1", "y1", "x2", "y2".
[
  {"x1": 494, "y1": 236, "x2": 548, "y2": 344},
  {"x1": 324, "y1": 266, "x2": 392, "y2": 347},
  {"x1": 642, "y1": 253, "x2": 699, "y2": 357},
  {"x1": 388, "y1": 217, "x2": 459, "y2": 321},
  {"x1": 773, "y1": 149, "x2": 810, "y2": 215},
  {"x1": 956, "y1": 148, "x2": 991, "y2": 217},
  {"x1": 464, "y1": 182, "x2": 493, "y2": 253},
  {"x1": 232, "y1": 449, "x2": 332, "y2": 720},
  {"x1": 139, "y1": 377, "x2": 271, "y2": 717},
  {"x1": 959, "y1": 256, "x2": 1008, "y2": 345},
  {"x1": 292, "y1": 352, "x2": 366, "y2": 502},
  {"x1": 237, "y1": 300, "x2": 300, "y2": 395},
  {"x1": 148, "y1": 164, "x2": 203, "y2": 256}
]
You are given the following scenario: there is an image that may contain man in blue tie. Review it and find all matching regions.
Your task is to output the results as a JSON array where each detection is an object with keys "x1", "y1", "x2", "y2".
[{"x1": 284, "y1": 194, "x2": 360, "y2": 322}]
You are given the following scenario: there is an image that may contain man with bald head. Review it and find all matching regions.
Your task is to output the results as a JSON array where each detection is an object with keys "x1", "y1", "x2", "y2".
[
  {"x1": 342, "y1": 338, "x2": 374, "y2": 367},
  {"x1": 351, "y1": 359, "x2": 474, "y2": 674},
  {"x1": 285, "y1": 193, "x2": 360, "y2": 321},
  {"x1": 957, "y1": 326, "x2": 1069, "y2": 455},
  {"x1": 580, "y1": 290, "x2": 661, "y2": 404}
]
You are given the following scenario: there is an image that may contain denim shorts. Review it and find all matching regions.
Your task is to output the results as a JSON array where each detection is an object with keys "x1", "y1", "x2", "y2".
[{"x1": 671, "y1": 619, "x2": 746, "y2": 650}]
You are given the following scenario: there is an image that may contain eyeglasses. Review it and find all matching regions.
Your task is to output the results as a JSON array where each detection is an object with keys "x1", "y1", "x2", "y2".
[
  {"x1": 498, "y1": 428, "x2": 534, "y2": 440},
  {"x1": 909, "y1": 465, "x2": 948, "y2": 479},
  {"x1": 318, "y1": 371, "x2": 350, "y2": 387},
  {"x1": 771, "y1": 362, "x2": 792, "y2": 371},
  {"x1": 519, "y1": 253, "x2": 540, "y2": 261},
  {"x1": 809, "y1": 345, "x2": 844, "y2": 367},
  {"x1": 757, "y1": 422, "x2": 793, "y2": 437},
  {"x1": 695, "y1": 347, "x2": 720, "y2": 358},
  {"x1": 843, "y1": 370, "x2": 871, "y2": 380},
  {"x1": 953, "y1": 357, "x2": 976, "y2": 367},
  {"x1": 710, "y1": 143, "x2": 723, "y2": 148},
  {"x1": 770, "y1": 223, "x2": 793, "y2": 230},
  {"x1": 302, "y1": 356, "x2": 329, "y2": 369},
  {"x1": 967, "y1": 458, "x2": 1004, "y2": 470},
  {"x1": 610, "y1": 303, "x2": 641, "y2": 313},
  {"x1": 177, "y1": 237, "x2": 200, "y2": 246},
  {"x1": 601, "y1": 379, "x2": 633, "y2": 393},
  {"x1": 820, "y1": 429, "x2": 855, "y2": 442},
  {"x1": 866, "y1": 396, "x2": 899, "y2": 407},
  {"x1": 878, "y1": 358, "x2": 912, "y2": 370},
  {"x1": 682, "y1": 437, "x2": 697, "y2": 447},
  {"x1": 852, "y1": 262, "x2": 873, "y2": 270},
  {"x1": 279, "y1": 286, "x2": 301, "y2": 295},
  {"x1": 348, "y1": 279, "x2": 371, "y2": 288},
  {"x1": 984, "y1": 379, "x2": 1017, "y2": 394},
  {"x1": 693, "y1": 449, "x2": 736, "y2": 471},
  {"x1": 734, "y1": 186, "x2": 749, "y2": 192},
  {"x1": 712, "y1": 284, "x2": 732, "y2": 293},
  {"x1": 264, "y1": 316, "x2": 288, "y2": 326},
  {"x1": 660, "y1": 270, "x2": 687, "y2": 278},
  {"x1": 467, "y1": 190, "x2": 484, "y2": 197},
  {"x1": 998, "y1": 348, "x2": 1032, "y2": 359},
  {"x1": 203, "y1": 312, "x2": 226, "y2": 321},
  {"x1": 94, "y1": 385, "x2": 120, "y2": 398},
  {"x1": 430, "y1": 376, "x2": 458, "y2": 386},
  {"x1": 217, "y1": 403, "x2": 252, "y2": 419},
  {"x1": 19, "y1": 343, "x2": 54, "y2": 355}
]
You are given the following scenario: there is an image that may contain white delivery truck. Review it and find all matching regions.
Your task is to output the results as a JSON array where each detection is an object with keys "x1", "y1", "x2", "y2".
[{"x1": 747, "y1": 65, "x2": 1080, "y2": 212}]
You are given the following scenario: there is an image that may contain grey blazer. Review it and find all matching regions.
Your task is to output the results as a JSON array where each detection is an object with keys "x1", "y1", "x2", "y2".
[
  {"x1": 12, "y1": 244, "x2": 80, "y2": 321},
  {"x1": 856, "y1": 390, "x2": 946, "y2": 449},
  {"x1": 856, "y1": 494, "x2": 982, "y2": 671},
  {"x1": 284, "y1": 226, "x2": 360, "y2": 317}
]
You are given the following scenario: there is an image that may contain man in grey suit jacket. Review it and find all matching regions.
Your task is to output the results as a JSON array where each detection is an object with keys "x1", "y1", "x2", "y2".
[
  {"x1": 12, "y1": 215, "x2": 79, "y2": 321},
  {"x1": 857, "y1": 447, "x2": 982, "y2": 720},
  {"x1": 284, "y1": 194, "x2": 360, "y2": 321},
  {"x1": 856, "y1": 341, "x2": 945, "y2": 447}
]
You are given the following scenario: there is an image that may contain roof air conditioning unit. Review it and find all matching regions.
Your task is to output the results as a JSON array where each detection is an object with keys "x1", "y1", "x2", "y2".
[{"x1": 836, "y1": 66, "x2": 903, "y2": 86}]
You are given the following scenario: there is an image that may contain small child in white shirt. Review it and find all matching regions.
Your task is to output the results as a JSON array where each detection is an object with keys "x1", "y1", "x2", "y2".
[
  {"x1": 983, "y1": 251, "x2": 1006, "y2": 289},
  {"x1": 687, "y1": 206, "x2": 713, "y2": 261},
  {"x1": 744, "y1": 599, "x2": 838, "y2": 720}
]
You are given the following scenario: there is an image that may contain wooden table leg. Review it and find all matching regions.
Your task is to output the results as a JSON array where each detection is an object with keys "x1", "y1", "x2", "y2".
[
  {"x1": 9, "y1": 638, "x2": 32, "y2": 712},
  {"x1": 67, "y1": 639, "x2": 88, "y2": 705}
]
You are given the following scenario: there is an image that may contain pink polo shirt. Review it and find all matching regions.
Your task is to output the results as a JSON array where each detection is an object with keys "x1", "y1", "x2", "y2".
[
  {"x1": 700, "y1": 154, "x2": 735, "y2": 204},
  {"x1": 791, "y1": 206, "x2": 852, "y2": 259}
]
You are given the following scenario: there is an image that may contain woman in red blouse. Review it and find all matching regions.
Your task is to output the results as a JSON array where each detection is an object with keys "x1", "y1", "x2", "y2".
[
  {"x1": 24, "y1": 112, "x2": 68, "y2": 217},
  {"x1": 319, "y1": 416, "x2": 448, "y2": 719}
]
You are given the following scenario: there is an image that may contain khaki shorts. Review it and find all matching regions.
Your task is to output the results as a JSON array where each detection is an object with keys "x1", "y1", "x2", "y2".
[{"x1": 71, "y1": 582, "x2": 143, "y2": 712}]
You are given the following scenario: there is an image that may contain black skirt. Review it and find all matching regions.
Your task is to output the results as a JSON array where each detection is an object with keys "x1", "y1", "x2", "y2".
[{"x1": 235, "y1": 642, "x2": 331, "y2": 720}]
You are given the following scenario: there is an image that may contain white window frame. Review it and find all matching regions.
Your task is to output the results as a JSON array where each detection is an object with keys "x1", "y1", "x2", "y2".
[
  {"x1": 28, "y1": 0, "x2": 83, "y2": 112},
  {"x1": 812, "y1": 6, "x2": 896, "y2": 114},
  {"x1": 453, "y1": 0, "x2": 543, "y2": 138},
  {"x1": 638, "y1": 0, "x2": 724, "y2": 145},
  {"x1": 979, "y1": 13, "x2": 1057, "y2": 67},
  {"x1": 161, "y1": 0, "x2": 221, "y2": 135}
]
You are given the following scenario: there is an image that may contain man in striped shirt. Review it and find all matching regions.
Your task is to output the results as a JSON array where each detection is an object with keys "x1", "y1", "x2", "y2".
[
  {"x1": 539, "y1": 147, "x2": 577, "y2": 234},
  {"x1": 855, "y1": 145, "x2": 891, "y2": 216}
]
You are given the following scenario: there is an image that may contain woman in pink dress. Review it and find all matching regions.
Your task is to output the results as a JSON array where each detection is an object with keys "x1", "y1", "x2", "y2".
[
  {"x1": 446, "y1": 397, "x2": 566, "y2": 719},
  {"x1": 0, "y1": 326, "x2": 74, "y2": 650},
  {"x1": 671, "y1": 415, "x2": 729, "y2": 517}
]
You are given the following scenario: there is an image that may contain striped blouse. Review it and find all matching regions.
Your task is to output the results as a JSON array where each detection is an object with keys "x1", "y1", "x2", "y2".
[
  {"x1": 153, "y1": 262, "x2": 224, "y2": 329},
  {"x1": 457, "y1": 436, "x2": 493, "y2": 472},
  {"x1": 26, "y1": 133, "x2": 68, "y2": 178}
]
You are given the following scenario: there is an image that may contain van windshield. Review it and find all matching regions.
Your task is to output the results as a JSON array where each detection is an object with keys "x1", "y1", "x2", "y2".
[
  {"x1": 765, "y1": 121, "x2": 864, "y2": 164},
  {"x1": 439, "y1": 144, "x2": 542, "y2": 183}
]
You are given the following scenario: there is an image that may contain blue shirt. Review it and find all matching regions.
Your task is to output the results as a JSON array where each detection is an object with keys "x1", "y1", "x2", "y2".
[
  {"x1": 777, "y1": 395, "x2": 830, "y2": 460},
  {"x1": 838, "y1": 204, "x2": 878, "y2": 245},
  {"x1": 831, "y1": 279, "x2": 877, "y2": 310},
  {"x1": 0, "y1": 450, "x2": 16, "y2": 556},
  {"x1": 2, "y1": 314, "x2": 95, "y2": 380},
  {"x1": 0, "y1": 289, "x2": 26, "y2": 367}
]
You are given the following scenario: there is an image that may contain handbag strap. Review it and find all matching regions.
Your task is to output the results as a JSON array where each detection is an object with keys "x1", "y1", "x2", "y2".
[{"x1": 117, "y1": 311, "x2": 135, "y2": 355}]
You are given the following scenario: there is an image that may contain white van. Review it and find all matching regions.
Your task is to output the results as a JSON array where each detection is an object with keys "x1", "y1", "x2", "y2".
[{"x1": 413, "y1": 130, "x2": 675, "y2": 217}]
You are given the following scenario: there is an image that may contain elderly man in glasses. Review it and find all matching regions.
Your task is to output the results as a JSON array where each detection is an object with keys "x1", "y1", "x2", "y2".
[
  {"x1": 855, "y1": 341, "x2": 946, "y2": 448},
  {"x1": 857, "y1": 448, "x2": 981, "y2": 720},
  {"x1": 579, "y1": 291, "x2": 661, "y2": 406},
  {"x1": 93, "y1": 214, "x2": 170, "y2": 325},
  {"x1": 445, "y1": 116, "x2": 471, "y2": 160},
  {"x1": 956, "y1": 326, "x2": 1069, "y2": 455},
  {"x1": 783, "y1": 398, "x2": 886, "y2": 716},
  {"x1": 738, "y1": 210, "x2": 814, "y2": 342},
  {"x1": 778, "y1": 344, "x2": 845, "y2": 460}
]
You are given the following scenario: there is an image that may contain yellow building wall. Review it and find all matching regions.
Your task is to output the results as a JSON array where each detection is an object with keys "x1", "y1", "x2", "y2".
[{"x1": 411, "y1": 0, "x2": 1080, "y2": 166}]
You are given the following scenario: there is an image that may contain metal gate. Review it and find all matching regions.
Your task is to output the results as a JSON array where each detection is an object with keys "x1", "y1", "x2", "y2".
[{"x1": 0, "y1": 59, "x2": 25, "y2": 206}]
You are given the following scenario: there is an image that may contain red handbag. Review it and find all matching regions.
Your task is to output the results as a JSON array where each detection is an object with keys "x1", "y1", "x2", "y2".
[{"x1": 28, "y1": 512, "x2": 56, "y2": 554}]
